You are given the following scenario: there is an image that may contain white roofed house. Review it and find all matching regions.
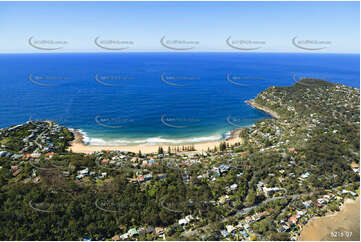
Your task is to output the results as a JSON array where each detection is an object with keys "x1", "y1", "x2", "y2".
[
  {"x1": 78, "y1": 168, "x2": 89, "y2": 176},
  {"x1": 220, "y1": 230, "x2": 229, "y2": 238},
  {"x1": 229, "y1": 184, "x2": 238, "y2": 191},
  {"x1": 119, "y1": 233, "x2": 128, "y2": 240},
  {"x1": 185, "y1": 215, "x2": 194, "y2": 223},
  {"x1": 342, "y1": 189, "x2": 357, "y2": 197},
  {"x1": 226, "y1": 225, "x2": 236, "y2": 234},
  {"x1": 262, "y1": 187, "x2": 281, "y2": 197},
  {"x1": 178, "y1": 218, "x2": 188, "y2": 226},
  {"x1": 300, "y1": 172, "x2": 310, "y2": 179},
  {"x1": 76, "y1": 174, "x2": 84, "y2": 179}
]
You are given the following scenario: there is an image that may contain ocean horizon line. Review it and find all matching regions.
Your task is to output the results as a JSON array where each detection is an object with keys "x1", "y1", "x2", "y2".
[{"x1": 0, "y1": 51, "x2": 359, "y2": 55}]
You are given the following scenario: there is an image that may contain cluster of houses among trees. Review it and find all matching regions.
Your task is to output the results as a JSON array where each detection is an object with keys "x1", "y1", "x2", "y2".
[{"x1": 0, "y1": 79, "x2": 359, "y2": 240}]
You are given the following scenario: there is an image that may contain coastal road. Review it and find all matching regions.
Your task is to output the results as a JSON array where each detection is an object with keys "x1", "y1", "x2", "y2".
[
  {"x1": 34, "y1": 121, "x2": 53, "y2": 151},
  {"x1": 235, "y1": 192, "x2": 313, "y2": 217},
  {"x1": 34, "y1": 130, "x2": 46, "y2": 150}
]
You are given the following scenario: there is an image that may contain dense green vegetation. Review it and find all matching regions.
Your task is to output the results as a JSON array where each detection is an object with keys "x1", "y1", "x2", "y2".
[{"x1": 0, "y1": 79, "x2": 359, "y2": 240}]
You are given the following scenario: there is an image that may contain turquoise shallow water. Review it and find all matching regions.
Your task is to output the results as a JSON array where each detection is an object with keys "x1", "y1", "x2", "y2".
[{"x1": 0, "y1": 52, "x2": 359, "y2": 145}]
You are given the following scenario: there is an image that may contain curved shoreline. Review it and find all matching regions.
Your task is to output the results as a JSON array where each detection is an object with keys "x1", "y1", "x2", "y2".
[
  {"x1": 67, "y1": 98, "x2": 277, "y2": 154},
  {"x1": 298, "y1": 197, "x2": 360, "y2": 241},
  {"x1": 245, "y1": 99, "x2": 281, "y2": 119},
  {"x1": 68, "y1": 128, "x2": 243, "y2": 154}
]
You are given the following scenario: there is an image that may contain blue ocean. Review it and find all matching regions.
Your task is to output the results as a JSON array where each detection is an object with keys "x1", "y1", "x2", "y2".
[{"x1": 0, "y1": 53, "x2": 359, "y2": 145}]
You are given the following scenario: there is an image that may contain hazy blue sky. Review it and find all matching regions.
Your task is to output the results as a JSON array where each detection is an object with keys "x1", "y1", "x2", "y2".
[{"x1": 0, "y1": 1, "x2": 359, "y2": 53}]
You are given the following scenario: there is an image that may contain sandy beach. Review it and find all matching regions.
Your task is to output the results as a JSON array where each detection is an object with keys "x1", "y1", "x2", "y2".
[
  {"x1": 67, "y1": 98, "x2": 280, "y2": 154},
  {"x1": 68, "y1": 128, "x2": 244, "y2": 154},
  {"x1": 298, "y1": 197, "x2": 360, "y2": 241}
]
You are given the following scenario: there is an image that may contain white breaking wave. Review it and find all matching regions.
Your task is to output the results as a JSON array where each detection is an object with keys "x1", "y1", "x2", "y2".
[{"x1": 75, "y1": 129, "x2": 224, "y2": 146}]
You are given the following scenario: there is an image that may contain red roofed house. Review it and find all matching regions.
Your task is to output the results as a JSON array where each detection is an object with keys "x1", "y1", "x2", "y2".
[
  {"x1": 288, "y1": 216, "x2": 298, "y2": 225},
  {"x1": 240, "y1": 151, "x2": 249, "y2": 156},
  {"x1": 155, "y1": 227, "x2": 164, "y2": 234},
  {"x1": 111, "y1": 235, "x2": 120, "y2": 241},
  {"x1": 45, "y1": 153, "x2": 55, "y2": 158},
  {"x1": 245, "y1": 216, "x2": 254, "y2": 224},
  {"x1": 24, "y1": 153, "x2": 31, "y2": 159},
  {"x1": 11, "y1": 165, "x2": 18, "y2": 171},
  {"x1": 12, "y1": 169, "x2": 22, "y2": 177}
]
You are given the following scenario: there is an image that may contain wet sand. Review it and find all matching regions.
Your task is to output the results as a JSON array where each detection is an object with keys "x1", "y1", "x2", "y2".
[
  {"x1": 298, "y1": 197, "x2": 360, "y2": 241},
  {"x1": 68, "y1": 129, "x2": 243, "y2": 154}
]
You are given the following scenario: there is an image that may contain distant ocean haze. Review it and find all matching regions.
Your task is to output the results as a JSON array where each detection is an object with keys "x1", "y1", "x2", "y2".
[{"x1": 0, "y1": 52, "x2": 359, "y2": 145}]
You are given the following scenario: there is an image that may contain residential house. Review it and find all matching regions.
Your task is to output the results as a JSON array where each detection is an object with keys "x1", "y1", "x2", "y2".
[
  {"x1": 226, "y1": 225, "x2": 236, "y2": 234},
  {"x1": 12, "y1": 169, "x2": 22, "y2": 177},
  {"x1": 288, "y1": 216, "x2": 298, "y2": 225},
  {"x1": 45, "y1": 152, "x2": 55, "y2": 158},
  {"x1": 178, "y1": 218, "x2": 188, "y2": 226},
  {"x1": 119, "y1": 233, "x2": 128, "y2": 240},
  {"x1": 245, "y1": 216, "x2": 254, "y2": 224},
  {"x1": 137, "y1": 176, "x2": 145, "y2": 183},
  {"x1": 263, "y1": 187, "x2": 281, "y2": 197},
  {"x1": 111, "y1": 235, "x2": 120, "y2": 241},
  {"x1": 127, "y1": 228, "x2": 138, "y2": 237},
  {"x1": 351, "y1": 163, "x2": 359, "y2": 173},
  {"x1": 220, "y1": 230, "x2": 229, "y2": 238},
  {"x1": 302, "y1": 200, "x2": 312, "y2": 209},
  {"x1": 300, "y1": 172, "x2": 310, "y2": 179},
  {"x1": 229, "y1": 184, "x2": 238, "y2": 191},
  {"x1": 154, "y1": 227, "x2": 164, "y2": 235},
  {"x1": 62, "y1": 171, "x2": 70, "y2": 177},
  {"x1": 78, "y1": 168, "x2": 89, "y2": 176}
]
